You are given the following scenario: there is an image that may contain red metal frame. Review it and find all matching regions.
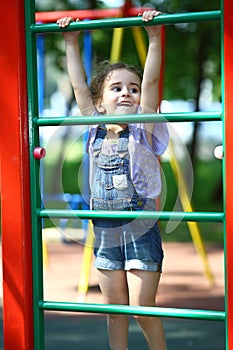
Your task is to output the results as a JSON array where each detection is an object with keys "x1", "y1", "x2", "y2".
[
  {"x1": 224, "y1": 0, "x2": 233, "y2": 347},
  {"x1": 36, "y1": 7, "x2": 147, "y2": 23},
  {"x1": 0, "y1": 1, "x2": 34, "y2": 349}
]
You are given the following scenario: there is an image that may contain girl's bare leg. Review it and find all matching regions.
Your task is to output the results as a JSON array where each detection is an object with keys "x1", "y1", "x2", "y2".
[
  {"x1": 97, "y1": 269, "x2": 129, "y2": 350},
  {"x1": 127, "y1": 270, "x2": 166, "y2": 350}
]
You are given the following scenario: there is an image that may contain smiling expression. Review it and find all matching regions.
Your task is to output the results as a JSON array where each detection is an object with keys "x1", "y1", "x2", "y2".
[{"x1": 97, "y1": 68, "x2": 141, "y2": 115}]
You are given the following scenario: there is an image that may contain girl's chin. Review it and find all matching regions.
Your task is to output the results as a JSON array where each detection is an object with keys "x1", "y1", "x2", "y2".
[{"x1": 115, "y1": 107, "x2": 137, "y2": 114}]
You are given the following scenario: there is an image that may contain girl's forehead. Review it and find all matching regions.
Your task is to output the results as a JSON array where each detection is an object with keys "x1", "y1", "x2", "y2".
[{"x1": 105, "y1": 68, "x2": 141, "y2": 85}]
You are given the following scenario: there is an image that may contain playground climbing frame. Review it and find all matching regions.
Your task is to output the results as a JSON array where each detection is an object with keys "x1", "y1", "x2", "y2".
[{"x1": 0, "y1": 0, "x2": 232, "y2": 349}]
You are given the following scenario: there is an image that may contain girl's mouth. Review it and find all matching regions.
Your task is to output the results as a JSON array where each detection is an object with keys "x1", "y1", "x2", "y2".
[{"x1": 117, "y1": 101, "x2": 133, "y2": 107}]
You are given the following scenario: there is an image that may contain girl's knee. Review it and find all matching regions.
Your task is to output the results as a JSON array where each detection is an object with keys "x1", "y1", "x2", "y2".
[
  {"x1": 108, "y1": 314, "x2": 126, "y2": 324},
  {"x1": 133, "y1": 314, "x2": 151, "y2": 327},
  {"x1": 133, "y1": 314, "x2": 162, "y2": 330}
]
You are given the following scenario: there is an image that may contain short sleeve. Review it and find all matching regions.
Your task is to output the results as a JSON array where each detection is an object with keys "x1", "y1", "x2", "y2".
[
  {"x1": 85, "y1": 125, "x2": 98, "y2": 153},
  {"x1": 151, "y1": 123, "x2": 169, "y2": 155},
  {"x1": 136, "y1": 123, "x2": 169, "y2": 156}
]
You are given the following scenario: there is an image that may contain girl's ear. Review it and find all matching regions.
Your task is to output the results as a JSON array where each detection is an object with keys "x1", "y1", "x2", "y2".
[{"x1": 96, "y1": 101, "x2": 106, "y2": 114}]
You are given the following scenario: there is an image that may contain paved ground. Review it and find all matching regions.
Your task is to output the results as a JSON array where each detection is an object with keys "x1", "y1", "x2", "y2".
[
  {"x1": 42, "y1": 237, "x2": 225, "y2": 350},
  {"x1": 0, "y1": 235, "x2": 225, "y2": 349}
]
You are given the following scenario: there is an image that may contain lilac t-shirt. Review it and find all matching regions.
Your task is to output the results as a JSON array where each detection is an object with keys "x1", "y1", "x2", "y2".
[{"x1": 86, "y1": 111, "x2": 169, "y2": 199}]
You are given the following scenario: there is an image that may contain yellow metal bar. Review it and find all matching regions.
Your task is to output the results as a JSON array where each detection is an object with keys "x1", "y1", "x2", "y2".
[
  {"x1": 168, "y1": 139, "x2": 215, "y2": 284},
  {"x1": 131, "y1": 26, "x2": 147, "y2": 67},
  {"x1": 110, "y1": 25, "x2": 147, "y2": 67},
  {"x1": 42, "y1": 238, "x2": 49, "y2": 269},
  {"x1": 77, "y1": 222, "x2": 95, "y2": 302},
  {"x1": 110, "y1": 27, "x2": 124, "y2": 63}
]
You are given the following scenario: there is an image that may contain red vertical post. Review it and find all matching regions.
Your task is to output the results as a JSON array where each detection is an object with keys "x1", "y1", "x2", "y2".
[
  {"x1": 0, "y1": 1, "x2": 34, "y2": 349},
  {"x1": 224, "y1": 0, "x2": 233, "y2": 348}
]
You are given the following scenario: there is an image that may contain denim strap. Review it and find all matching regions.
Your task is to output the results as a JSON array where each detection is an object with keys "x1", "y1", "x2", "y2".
[{"x1": 92, "y1": 124, "x2": 107, "y2": 156}]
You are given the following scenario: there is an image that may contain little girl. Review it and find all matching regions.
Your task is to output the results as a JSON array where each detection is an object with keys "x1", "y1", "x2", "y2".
[{"x1": 57, "y1": 9, "x2": 169, "y2": 350}]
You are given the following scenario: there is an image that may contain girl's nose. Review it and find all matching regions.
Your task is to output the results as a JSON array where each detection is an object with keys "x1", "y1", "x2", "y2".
[{"x1": 121, "y1": 86, "x2": 130, "y2": 96}]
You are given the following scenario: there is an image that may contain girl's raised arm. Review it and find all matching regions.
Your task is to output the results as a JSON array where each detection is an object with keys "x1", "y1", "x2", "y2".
[
  {"x1": 57, "y1": 17, "x2": 96, "y2": 116},
  {"x1": 140, "y1": 10, "x2": 162, "y2": 114},
  {"x1": 139, "y1": 10, "x2": 163, "y2": 146}
]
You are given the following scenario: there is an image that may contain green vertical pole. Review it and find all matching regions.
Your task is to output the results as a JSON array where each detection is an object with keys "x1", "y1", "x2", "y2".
[{"x1": 24, "y1": 0, "x2": 45, "y2": 348}]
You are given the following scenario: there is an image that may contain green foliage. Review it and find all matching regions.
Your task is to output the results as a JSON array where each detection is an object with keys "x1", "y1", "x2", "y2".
[
  {"x1": 39, "y1": 0, "x2": 221, "y2": 105},
  {"x1": 136, "y1": 0, "x2": 221, "y2": 101}
]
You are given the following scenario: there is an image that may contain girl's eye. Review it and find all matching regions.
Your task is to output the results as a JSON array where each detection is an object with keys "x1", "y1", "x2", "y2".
[
  {"x1": 112, "y1": 86, "x2": 121, "y2": 92},
  {"x1": 129, "y1": 88, "x2": 139, "y2": 93}
]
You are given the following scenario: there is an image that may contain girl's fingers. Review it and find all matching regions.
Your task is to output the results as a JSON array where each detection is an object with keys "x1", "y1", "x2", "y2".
[
  {"x1": 56, "y1": 17, "x2": 74, "y2": 27},
  {"x1": 141, "y1": 10, "x2": 161, "y2": 22}
]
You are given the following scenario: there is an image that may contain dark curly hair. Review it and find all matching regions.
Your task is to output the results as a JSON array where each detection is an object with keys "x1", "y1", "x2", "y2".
[{"x1": 90, "y1": 61, "x2": 143, "y2": 105}]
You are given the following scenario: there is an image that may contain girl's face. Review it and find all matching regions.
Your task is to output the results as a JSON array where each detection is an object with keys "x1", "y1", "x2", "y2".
[{"x1": 97, "y1": 68, "x2": 141, "y2": 115}]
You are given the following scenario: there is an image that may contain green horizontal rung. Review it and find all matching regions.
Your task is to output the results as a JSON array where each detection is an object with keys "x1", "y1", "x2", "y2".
[
  {"x1": 39, "y1": 209, "x2": 224, "y2": 222},
  {"x1": 35, "y1": 112, "x2": 222, "y2": 126},
  {"x1": 39, "y1": 301, "x2": 225, "y2": 321},
  {"x1": 32, "y1": 11, "x2": 221, "y2": 34}
]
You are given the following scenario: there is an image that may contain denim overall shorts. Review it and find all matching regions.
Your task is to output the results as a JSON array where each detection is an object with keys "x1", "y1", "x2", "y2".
[{"x1": 91, "y1": 125, "x2": 163, "y2": 271}]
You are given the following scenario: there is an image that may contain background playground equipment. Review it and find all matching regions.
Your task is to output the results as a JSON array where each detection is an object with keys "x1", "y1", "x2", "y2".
[{"x1": 1, "y1": 1, "x2": 232, "y2": 350}]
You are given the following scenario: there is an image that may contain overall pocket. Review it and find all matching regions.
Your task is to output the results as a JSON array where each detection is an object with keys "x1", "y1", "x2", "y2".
[
  {"x1": 112, "y1": 174, "x2": 128, "y2": 190},
  {"x1": 96, "y1": 159, "x2": 124, "y2": 190}
]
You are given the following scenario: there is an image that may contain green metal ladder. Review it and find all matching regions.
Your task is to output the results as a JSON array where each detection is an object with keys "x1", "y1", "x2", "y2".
[{"x1": 25, "y1": 1, "x2": 226, "y2": 349}]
